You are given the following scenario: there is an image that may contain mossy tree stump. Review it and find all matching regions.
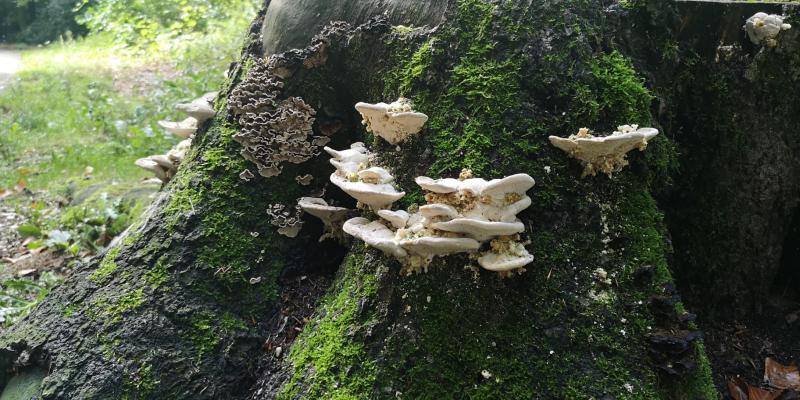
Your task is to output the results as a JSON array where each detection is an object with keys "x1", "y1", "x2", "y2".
[{"x1": 0, "y1": 1, "x2": 731, "y2": 398}]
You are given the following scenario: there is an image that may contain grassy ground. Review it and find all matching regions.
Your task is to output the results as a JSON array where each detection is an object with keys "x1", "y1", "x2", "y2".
[{"x1": 0, "y1": 3, "x2": 256, "y2": 327}]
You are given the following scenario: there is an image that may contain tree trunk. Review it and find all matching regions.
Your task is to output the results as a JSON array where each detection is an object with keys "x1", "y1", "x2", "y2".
[
  {"x1": 0, "y1": 0, "x2": 750, "y2": 398},
  {"x1": 655, "y1": 1, "x2": 800, "y2": 317}
]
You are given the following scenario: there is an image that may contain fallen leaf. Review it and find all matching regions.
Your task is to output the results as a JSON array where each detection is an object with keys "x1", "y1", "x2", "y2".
[
  {"x1": 729, "y1": 377, "x2": 749, "y2": 400},
  {"x1": 0, "y1": 189, "x2": 10, "y2": 200},
  {"x1": 17, "y1": 269, "x2": 36, "y2": 277},
  {"x1": 748, "y1": 385, "x2": 783, "y2": 400},
  {"x1": 729, "y1": 376, "x2": 787, "y2": 400},
  {"x1": 13, "y1": 179, "x2": 26, "y2": 192},
  {"x1": 765, "y1": 358, "x2": 800, "y2": 390}
]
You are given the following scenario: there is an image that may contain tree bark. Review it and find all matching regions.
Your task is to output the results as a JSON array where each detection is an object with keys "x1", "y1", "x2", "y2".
[
  {"x1": 0, "y1": 0, "x2": 747, "y2": 398},
  {"x1": 654, "y1": 1, "x2": 800, "y2": 317}
]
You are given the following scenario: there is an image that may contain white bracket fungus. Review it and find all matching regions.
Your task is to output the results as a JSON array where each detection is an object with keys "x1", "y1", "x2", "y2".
[
  {"x1": 355, "y1": 97, "x2": 428, "y2": 145},
  {"x1": 158, "y1": 117, "x2": 198, "y2": 138},
  {"x1": 135, "y1": 138, "x2": 192, "y2": 183},
  {"x1": 324, "y1": 143, "x2": 405, "y2": 210},
  {"x1": 744, "y1": 12, "x2": 792, "y2": 48},
  {"x1": 548, "y1": 125, "x2": 659, "y2": 177},
  {"x1": 266, "y1": 203, "x2": 304, "y2": 238},
  {"x1": 176, "y1": 92, "x2": 218, "y2": 123},
  {"x1": 297, "y1": 197, "x2": 352, "y2": 242},
  {"x1": 333, "y1": 149, "x2": 536, "y2": 275}
]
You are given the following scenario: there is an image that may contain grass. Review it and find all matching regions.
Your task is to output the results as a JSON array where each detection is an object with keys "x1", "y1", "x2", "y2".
[
  {"x1": 0, "y1": 1, "x2": 258, "y2": 328},
  {"x1": 0, "y1": 11, "x2": 251, "y2": 191}
]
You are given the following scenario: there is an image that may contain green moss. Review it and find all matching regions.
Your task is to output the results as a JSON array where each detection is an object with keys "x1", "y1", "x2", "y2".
[
  {"x1": 62, "y1": 303, "x2": 79, "y2": 317},
  {"x1": 187, "y1": 312, "x2": 222, "y2": 358},
  {"x1": 186, "y1": 311, "x2": 250, "y2": 359},
  {"x1": 121, "y1": 364, "x2": 158, "y2": 400},
  {"x1": 575, "y1": 51, "x2": 654, "y2": 128},
  {"x1": 143, "y1": 259, "x2": 169, "y2": 289},
  {"x1": 279, "y1": 252, "x2": 378, "y2": 399},
  {"x1": 102, "y1": 287, "x2": 146, "y2": 322},
  {"x1": 89, "y1": 247, "x2": 120, "y2": 283}
]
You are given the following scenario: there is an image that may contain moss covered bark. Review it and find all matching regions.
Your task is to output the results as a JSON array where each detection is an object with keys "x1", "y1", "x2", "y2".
[
  {"x1": 646, "y1": 1, "x2": 800, "y2": 317},
  {"x1": 256, "y1": 0, "x2": 716, "y2": 398}
]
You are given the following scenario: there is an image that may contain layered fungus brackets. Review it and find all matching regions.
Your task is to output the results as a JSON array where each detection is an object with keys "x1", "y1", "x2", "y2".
[
  {"x1": 355, "y1": 97, "x2": 429, "y2": 145},
  {"x1": 175, "y1": 92, "x2": 218, "y2": 123},
  {"x1": 324, "y1": 140, "x2": 536, "y2": 276},
  {"x1": 266, "y1": 203, "x2": 304, "y2": 238},
  {"x1": 156, "y1": 92, "x2": 218, "y2": 139},
  {"x1": 744, "y1": 12, "x2": 792, "y2": 48},
  {"x1": 324, "y1": 143, "x2": 406, "y2": 210},
  {"x1": 227, "y1": 58, "x2": 330, "y2": 179},
  {"x1": 548, "y1": 125, "x2": 659, "y2": 177},
  {"x1": 158, "y1": 118, "x2": 198, "y2": 139},
  {"x1": 135, "y1": 138, "x2": 192, "y2": 184},
  {"x1": 137, "y1": 92, "x2": 216, "y2": 182}
]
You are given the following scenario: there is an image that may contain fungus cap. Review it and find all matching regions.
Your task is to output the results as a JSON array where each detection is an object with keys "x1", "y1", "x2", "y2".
[
  {"x1": 478, "y1": 251, "x2": 534, "y2": 272},
  {"x1": 431, "y1": 218, "x2": 525, "y2": 241},
  {"x1": 343, "y1": 217, "x2": 407, "y2": 258},
  {"x1": 158, "y1": 117, "x2": 198, "y2": 138},
  {"x1": 298, "y1": 197, "x2": 350, "y2": 221},
  {"x1": 414, "y1": 176, "x2": 461, "y2": 194},
  {"x1": 176, "y1": 93, "x2": 217, "y2": 122},
  {"x1": 377, "y1": 209, "x2": 411, "y2": 229},
  {"x1": 548, "y1": 126, "x2": 659, "y2": 177},
  {"x1": 745, "y1": 12, "x2": 792, "y2": 47},
  {"x1": 355, "y1": 99, "x2": 428, "y2": 145},
  {"x1": 398, "y1": 236, "x2": 481, "y2": 256},
  {"x1": 330, "y1": 173, "x2": 405, "y2": 210}
]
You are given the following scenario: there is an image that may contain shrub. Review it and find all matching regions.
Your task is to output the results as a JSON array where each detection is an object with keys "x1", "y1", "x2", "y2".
[
  {"x1": 76, "y1": 0, "x2": 238, "y2": 45},
  {"x1": 0, "y1": 0, "x2": 85, "y2": 44}
]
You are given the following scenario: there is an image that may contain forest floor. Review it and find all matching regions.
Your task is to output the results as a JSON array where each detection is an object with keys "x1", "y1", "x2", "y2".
[
  {"x1": 702, "y1": 299, "x2": 800, "y2": 394},
  {"x1": 0, "y1": 8, "x2": 255, "y2": 328}
]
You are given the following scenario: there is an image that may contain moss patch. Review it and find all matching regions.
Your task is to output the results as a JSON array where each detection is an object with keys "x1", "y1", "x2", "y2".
[
  {"x1": 278, "y1": 252, "x2": 378, "y2": 399},
  {"x1": 89, "y1": 247, "x2": 120, "y2": 283}
]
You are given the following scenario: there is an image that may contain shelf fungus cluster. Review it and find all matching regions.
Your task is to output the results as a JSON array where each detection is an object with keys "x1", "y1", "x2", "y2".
[
  {"x1": 744, "y1": 12, "x2": 792, "y2": 48},
  {"x1": 321, "y1": 142, "x2": 535, "y2": 275},
  {"x1": 157, "y1": 92, "x2": 218, "y2": 138},
  {"x1": 135, "y1": 138, "x2": 192, "y2": 183},
  {"x1": 549, "y1": 125, "x2": 659, "y2": 177},
  {"x1": 136, "y1": 92, "x2": 218, "y2": 182},
  {"x1": 324, "y1": 143, "x2": 405, "y2": 210},
  {"x1": 228, "y1": 57, "x2": 331, "y2": 179},
  {"x1": 355, "y1": 97, "x2": 428, "y2": 145}
]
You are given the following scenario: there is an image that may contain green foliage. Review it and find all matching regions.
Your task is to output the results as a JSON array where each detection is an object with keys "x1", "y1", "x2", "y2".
[
  {"x1": 0, "y1": 271, "x2": 62, "y2": 326},
  {"x1": 12, "y1": 190, "x2": 145, "y2": 257},
  {"x1": 75, "y1": 0, "x2": 245, "y2": 45},
  {"x1": 0, "y1": 0, "x2": 85, "y2": 44}
]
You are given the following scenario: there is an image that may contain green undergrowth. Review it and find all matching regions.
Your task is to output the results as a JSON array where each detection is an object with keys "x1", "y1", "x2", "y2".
[{"x1": 0, "y1": 3, "x2": 257, "y2": 332}]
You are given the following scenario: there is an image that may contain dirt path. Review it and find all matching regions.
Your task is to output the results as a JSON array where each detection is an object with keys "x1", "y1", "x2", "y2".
[{"x1": 0, "y1": 49, "x2": 22, "y2": 93}]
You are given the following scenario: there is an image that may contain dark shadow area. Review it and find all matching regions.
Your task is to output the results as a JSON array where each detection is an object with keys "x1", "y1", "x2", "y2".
[{"x1": 774, "y1": 208, "x2": 800, "y2": 302}]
